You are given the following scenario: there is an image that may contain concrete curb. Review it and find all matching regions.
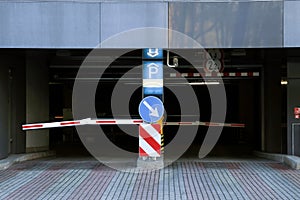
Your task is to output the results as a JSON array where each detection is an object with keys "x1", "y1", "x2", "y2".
[
  {"x1": 0, "y1": 151, "x2": 56, "y2": 170},
  {"x1": 253, "y1": 151, "x2": 300, "y2": 169}
]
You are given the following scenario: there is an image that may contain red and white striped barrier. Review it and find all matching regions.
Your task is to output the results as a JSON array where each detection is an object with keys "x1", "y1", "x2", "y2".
[
  {"x1": 139, "y1": 124, "x2": 161, "y2": 157},
  {"x1": 88, "y1": 119, "x2": 143, "y2": 125},
  {"x1": 163, "y1": 121, "x2": 245, "y2": 128},
  {"x1": 22, "y1": 119, "x2": 85, "y2": 130},
  {"x1": 22, "y1": 118, "x2": 143, "y2": 131},
  {"x1": 170, "y1": 72, "x2": 259, "y2": 78},
  {"x1": 22, "y1": 118, "x2": 245, "y2": 131}
]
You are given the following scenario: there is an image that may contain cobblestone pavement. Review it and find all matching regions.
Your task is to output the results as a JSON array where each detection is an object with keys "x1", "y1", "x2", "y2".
[{"x1": 0, "y1": 157, "x2": 300, "y2": 200}]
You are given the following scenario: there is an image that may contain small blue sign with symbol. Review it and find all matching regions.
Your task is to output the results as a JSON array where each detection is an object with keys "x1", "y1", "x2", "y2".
[
  {"x1": 143, "y1": 48, "x2": 163, "y2": 59},
  {"x1": 144, "y1": 87, "x2": 163, "y2": 95},
  {"x1": 138, "y1": 96, "x2": 164, "y2": 123},
  {"x1": 143, "y1": 61, "x2": 163, "y2": 80}
]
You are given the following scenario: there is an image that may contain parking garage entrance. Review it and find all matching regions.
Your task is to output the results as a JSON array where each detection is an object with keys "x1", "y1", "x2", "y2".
[{"x1": 46, "y1": 49, "x2": 271, "y2": 158}]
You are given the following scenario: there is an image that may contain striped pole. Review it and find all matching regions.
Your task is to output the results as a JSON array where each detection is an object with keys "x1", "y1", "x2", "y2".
[
  {"x1": 157, "y1": 117, "x2": 164, "y2": 154},
  {"x1": 139, "y1": 124, "x2": 161, "y2": 158}
]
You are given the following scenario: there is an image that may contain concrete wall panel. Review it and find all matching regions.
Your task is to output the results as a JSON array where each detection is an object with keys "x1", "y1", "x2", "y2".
[
  {"x1": 284, "y1": 1, "x2": 300, "y2": 47},
  {"x1": 0, "y1": 57, "x2": 9, "y2": 159},
  {"x1": 169, "y1": 2, "x2": 283, "y2": 48},
  {"x1": 9, "y1": 55, "x2": 26, "y2": 154},
  {"x1": 0, "y1": 1, "x2": 290, "y2": 48},
  {"x1": 0, "y1": 2, "x2": 100, "y2": 48},
  {"x1": 26, "y1": 52, "x2": 49, "y2": 152},
  {"x1": 287, "y1": 58, "x2": 300, "y2": 155},
  {"x1": 100, "y1": 2, "x2": 168, "y2": 48}
]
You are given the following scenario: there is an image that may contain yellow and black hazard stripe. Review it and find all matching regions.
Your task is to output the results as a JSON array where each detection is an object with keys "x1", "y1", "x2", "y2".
[{"x1": 158, "y1": 117, "x2": 164, "y2": 154}]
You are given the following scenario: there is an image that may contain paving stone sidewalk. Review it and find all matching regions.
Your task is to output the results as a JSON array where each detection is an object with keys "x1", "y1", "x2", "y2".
[{"x1": 0, "y1": 158, "x2": 300, "y2": 200}]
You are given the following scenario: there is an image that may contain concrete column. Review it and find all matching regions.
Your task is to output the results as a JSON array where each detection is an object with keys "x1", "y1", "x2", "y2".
[
  {"x1": 10, "y1": 55, "x2": 26, "y2": 154},
  {"x1": 0, "y1": 52, "x2": 27, "y2": 156},
  {"x1": 261, "y1": 50, "x2": 283, "y2": 153},
  {"x1": 239, "y1": 80, "x2": 256, "y2": 146},
  {"x1": 0, "y1": 56, "x2": 9, "y2": 159},
  {"x1": 26, "y1": 51, "x2": 49, "y2": 153},
  {"x1": 287, "y1": 57, "x2": 300, "y2": 155}
]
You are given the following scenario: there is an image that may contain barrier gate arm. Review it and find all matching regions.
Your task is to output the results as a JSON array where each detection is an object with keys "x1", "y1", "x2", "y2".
[
  {"x1": 22, "y1": 118, "x2": 245, "y2": 131},
  {"x1": 163, "y1": 121, "x2": 245, "y2": 128},
  {"x1": 22, "y1": 118, "x2": 91, "y2": 131},
  {"x1": 22, "y1": 118, "x2": 144, "y2": 131}
]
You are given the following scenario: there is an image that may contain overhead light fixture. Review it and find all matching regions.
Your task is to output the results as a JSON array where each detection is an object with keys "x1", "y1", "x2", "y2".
[
  {"x1": 54, "y1": 116, "x2": 64, "y2": 119},
  {"x1": 281, "y1": 80, "x2": 288, "y2": 85},
  {"x1": 164, "y1": 81, "x2": 221, "y2": 86},
  {"x1": 123, "y1": 81, "x2": 221, "y2": 86},
  {"x1": 231, "y1": 49, "x2": 246, "y2": 56},
  {"x1": 189, "y1": 82, "x2": 220, "y2": 85}
]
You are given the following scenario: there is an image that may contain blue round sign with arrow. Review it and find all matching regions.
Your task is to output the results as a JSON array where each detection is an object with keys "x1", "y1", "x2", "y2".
[{"x1": 138, "y1": 96, "x2": 164, "y2": 123}]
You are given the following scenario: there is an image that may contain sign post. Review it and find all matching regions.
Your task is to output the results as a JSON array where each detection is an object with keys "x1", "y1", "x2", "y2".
[{"x1": 139, "y1": 48, "x2": 164, "y2": 161}]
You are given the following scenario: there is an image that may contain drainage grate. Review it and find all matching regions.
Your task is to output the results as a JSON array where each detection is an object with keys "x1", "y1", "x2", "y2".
[
  {"x1": 203, "y1": 162, "x2": 240, "y2": 170},
  {"x1": 268, "y1": 163, "x2": 290, "y2": 170}
]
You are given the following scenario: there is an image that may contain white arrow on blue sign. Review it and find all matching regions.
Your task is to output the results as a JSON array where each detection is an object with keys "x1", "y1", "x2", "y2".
[
  {"x1": 138, "y1": 96, "x2": 164, "y2": 123},
  {"x1": 143, "y1": 48, "x2": 163, "y2": 59}
]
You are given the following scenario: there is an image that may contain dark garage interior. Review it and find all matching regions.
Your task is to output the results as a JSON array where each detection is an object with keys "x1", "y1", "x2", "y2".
[{"x1": 45, "y1": 49, "x2": 286, "y2": 158}]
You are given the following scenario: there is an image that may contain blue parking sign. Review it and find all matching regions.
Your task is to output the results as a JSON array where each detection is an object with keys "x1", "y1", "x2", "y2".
[
  {"x1": 139, "y1": 96, "x2": 164, "y2": 123},
  {"x1": 143, "y1": 61, "x2": 163, "y2": 80},
  {"x1": 143, "y1": 48, "x2": 163, "y2": 59}
]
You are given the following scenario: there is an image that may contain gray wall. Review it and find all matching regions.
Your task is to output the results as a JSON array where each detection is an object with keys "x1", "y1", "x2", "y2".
[
  {"x1": 262, "y1": 50, "x2": 283, "y2": 153},
  {"x1": 10, "y1": 55, "x2": 26, "y2": 154},
  {"x1": 287, "y1": 58, "x2": 300, "y2": 155},
  {"x1": 0, "y1": 51, "x2": 50, "y2": 157},
  {"x1": 26, "y1": 52, "x2": 49, "y2": 152},
  {"x1": 169, "y1": 2, "x2": 282, "y2": 48},
  {"x1": 0, "y1": 56, "x2": 9, "y2": 159},
  {"x1": 284, "y1": 1, "x2": 300, "y2": 47},
  {"x1": 101, "y1": 2, "x2": 168, "y2": 44},
  {"x1": 0, "y1": 1, "x2": 298, "y2": 48},
  {"x1": 0, "y1": 2, "x2": 101, "y2": 48},
  {"x1": 0, "y1": 52, "x2": 27, "y2": 157}
]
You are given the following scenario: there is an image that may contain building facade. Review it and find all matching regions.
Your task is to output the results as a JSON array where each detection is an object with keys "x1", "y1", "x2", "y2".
[{"x1": 0, "y1": 0, "x2": 300, "y2": 159}]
